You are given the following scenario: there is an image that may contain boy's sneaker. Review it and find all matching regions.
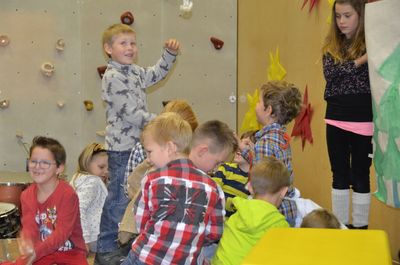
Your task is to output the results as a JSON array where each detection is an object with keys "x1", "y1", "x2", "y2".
[{"x1": 94, "y1": 245, "x2": 130, "y2": 265}]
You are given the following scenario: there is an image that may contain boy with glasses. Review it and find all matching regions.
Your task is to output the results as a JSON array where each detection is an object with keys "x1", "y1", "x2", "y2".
[{"x1": 16, "y1": 136, "x2": 87, "y2": 264}]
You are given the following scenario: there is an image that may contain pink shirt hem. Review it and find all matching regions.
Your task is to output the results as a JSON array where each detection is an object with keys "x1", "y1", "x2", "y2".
[{"x1": 325, "y1": 119, "x2": 374, "y2": 136}]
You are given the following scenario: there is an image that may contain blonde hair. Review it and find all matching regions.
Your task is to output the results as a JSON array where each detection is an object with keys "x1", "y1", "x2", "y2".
[
  {"x1": 76, "y1": 143, "x2": 107, "y2": 175},
  {"x1": 301, "y1": 209, "x2": 341, "y2": 229},
  {"x1": 102, "y1": 23, "x2": 135, "y2": 46},
  {"x1": 191, "y1": 120, "x2": 238, "y2": 155},
  {"x1": 250, "y1": 156, "x2": 290, "y2": 196},
  {"x1": 260, "y1": 80, "x2": 302, "y2": 125},
  {"x1": 142, "y1": 112, "x2": 192, "y2": 155},
  {"x1": 70, "y1": 143, "x2": 107, "y2": 187},
  {"x1": 161, "y1": 99, "x2": 199, "y2": 132},
  {"x1": 322, "y1": 0, "x2": 367, "y2": 62}
]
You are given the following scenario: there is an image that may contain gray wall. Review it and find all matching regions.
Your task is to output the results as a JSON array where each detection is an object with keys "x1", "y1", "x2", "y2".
[{"x1": 0, "y1": 0, "x2": 237, "y2": 177}]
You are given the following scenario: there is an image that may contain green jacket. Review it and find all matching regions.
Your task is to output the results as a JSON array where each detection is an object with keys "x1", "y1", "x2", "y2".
[{"x1": 212, "y1": 197, "x2": 289, "y2": 265}]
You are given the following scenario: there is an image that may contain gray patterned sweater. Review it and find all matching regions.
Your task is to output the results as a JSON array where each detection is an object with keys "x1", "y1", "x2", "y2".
[{"x1": 102, "y1": 49, "x2": 177, "y2": 151}]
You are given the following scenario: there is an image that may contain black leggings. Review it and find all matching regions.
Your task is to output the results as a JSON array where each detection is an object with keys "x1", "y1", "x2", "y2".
[{"x1": 326, "y1": 124, "x2": 372, "y2": 193}]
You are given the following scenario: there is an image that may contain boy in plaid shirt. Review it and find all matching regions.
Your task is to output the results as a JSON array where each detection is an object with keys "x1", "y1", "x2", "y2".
[
  {"x1": 240, "y1": 80, "x2": 302, "y2": 226},
  {"x1": 122, "y1": 114, "x2": 237, "y2": 265}
]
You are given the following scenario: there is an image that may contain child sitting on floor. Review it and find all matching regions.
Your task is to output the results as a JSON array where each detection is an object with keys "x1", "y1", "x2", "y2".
[
  {"x1": 301, "y1": 208, "x2": 341, "y2": 229},
  {"x1": 212, "y1": 156, "x2": 291, "y2": 265},
  {"x1": 122, "y1": 113, "x2": 229, "y2": 265},
  {"x1": 212, "y1": 130, "x2": 256, "y2": 217},
  {"x1": 17, "y1": 136, "x2": 87, "y2": 265},
  {"x1": 70, "y1": 143, "x2": 108, "y2": 253},
  {"x1": 240, "y1": 80, "x2": 302, "y2": 226}
]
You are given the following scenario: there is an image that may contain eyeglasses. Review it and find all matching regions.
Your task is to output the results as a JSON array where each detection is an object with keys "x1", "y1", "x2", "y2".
[{"x1": 28, "y1": 160, "x2": 56, "y2": 169}]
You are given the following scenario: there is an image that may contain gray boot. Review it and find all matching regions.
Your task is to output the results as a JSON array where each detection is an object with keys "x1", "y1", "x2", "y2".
[
  {"x1": 352, "y1": 192, "x2": 371, "y2": 228},
  {"x1": 331, "y1": 188, "x2": 350, "y2": 225}
]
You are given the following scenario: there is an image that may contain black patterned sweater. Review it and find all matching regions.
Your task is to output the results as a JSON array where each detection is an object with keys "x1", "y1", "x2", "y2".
[{"x1": 323, "y1": 53, "x2": 372, "y2": 122}]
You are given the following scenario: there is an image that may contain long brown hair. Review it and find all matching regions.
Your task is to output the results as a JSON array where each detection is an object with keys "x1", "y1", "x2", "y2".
[{"x1": 322, "y1": 0, "x2": 367, "y2": 62}]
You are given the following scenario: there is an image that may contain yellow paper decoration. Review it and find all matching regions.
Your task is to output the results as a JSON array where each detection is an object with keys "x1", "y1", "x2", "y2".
[
  {"x1": 326, "y1": 0, "x2": 335, "y2": 24},
  {"x1": 267, "y1": 47, "x2": 287, "y2": 81},
  {"x1": 240, "y1": 89, "x2": 262, "y2": 133}
]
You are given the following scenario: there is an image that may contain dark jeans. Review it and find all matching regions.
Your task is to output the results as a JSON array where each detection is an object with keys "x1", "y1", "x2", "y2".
[
  {"x1": 97, "y1": 150, "x2": 131, "y2": 252},
  {"x1": 326, "y1": 124, "x2": 372, "y2": 193}
]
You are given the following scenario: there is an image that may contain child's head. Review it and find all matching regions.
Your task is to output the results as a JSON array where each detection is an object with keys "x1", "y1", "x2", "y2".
[
  {"x1": 256, "y1": 80, "x2": 302, "y2": 126},
  {"x1": 161, "y1": 99, "x2": 199, "y2": 132},
  {"x1": 102, "y1": 23, "x2": 137, "y2": 63},
  {"x1": 76, "y1": 143, "x2": 108, "y2": 183},
  {"x1": 189, "y1": 120, "x2": 238, "y2": 173},
  {"x1": 234, "y1": 130, "x2": 256, "y2": 166},
  {"x1": 301, "y1": 209, "x2": 341, "y2": 229},
  {"x1": 142, "y1": 112, "x2": 192, "y2": 168},
  {"x1": 249, "y1": 156, "x2": 290, "y2": 205},
  {"x1": 323, "y1": 0, "x2": 367, "y2": 61},
  {"x1": 28, "y1": 136, "x2": 66, "y2": 181},
  {"x1": 240, "y1": 130, "x2": 257, "y2": 144}
]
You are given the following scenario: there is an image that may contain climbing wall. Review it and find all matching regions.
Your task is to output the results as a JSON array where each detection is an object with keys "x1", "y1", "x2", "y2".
[{"x1": 0, "y1": 0, "x2": 237, "y2": 176}]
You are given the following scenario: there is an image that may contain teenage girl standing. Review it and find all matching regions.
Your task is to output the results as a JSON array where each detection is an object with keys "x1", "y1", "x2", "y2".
[{"x1": 323, "y1": 0, "x2": 372, "y2": 229}]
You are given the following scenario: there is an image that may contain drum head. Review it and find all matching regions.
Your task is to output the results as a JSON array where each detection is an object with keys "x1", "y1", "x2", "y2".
[{"x1": 0, "y1": 202, "x2": 16, "y2": 216}]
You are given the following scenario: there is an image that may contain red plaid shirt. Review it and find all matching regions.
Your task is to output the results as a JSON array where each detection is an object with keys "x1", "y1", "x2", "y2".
[{"x1": 132, "y1": 159, "x2": 225, "y2": 265}]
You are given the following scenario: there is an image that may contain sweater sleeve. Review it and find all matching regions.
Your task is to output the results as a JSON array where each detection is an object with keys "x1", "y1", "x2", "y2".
[
  {"x1": 33, "y1": 188, "x2": 81, "y2": 260},
  {"x1": 20, "y1": 187, "x2": 40, "y2": 243},
  {"x1": 74, "y1": 177, "x2": 100, "y2": 243},
  {"x1": 139, "y1": 49, "x2": 177, "y2": 88},
  {"x1": 322, "y1": 54, "x2": 357, "y2": 82}
]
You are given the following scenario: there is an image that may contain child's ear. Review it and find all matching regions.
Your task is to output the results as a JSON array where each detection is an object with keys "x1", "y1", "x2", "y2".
[
  {"x1": 197, "y1": 144, "x2": 209, "y2": 157},
  {"x1": 56, "y1": 164, "x2": 65, "y2": 176},
  {"x1": 104, "y1": 43, "x2": 112, "y2": 56},
  {"x1": 279, "y1": 186, "x2": 289, "y2": 199},
  {"x1": 265, "y1": 105, "x2": 273, "y2": 115},
  {"x1": 247, "y1": 182, "x2": 254, "y2": 195},
  {"x1": 166, "y1": 141, "x2": 177, "y2": 155}
]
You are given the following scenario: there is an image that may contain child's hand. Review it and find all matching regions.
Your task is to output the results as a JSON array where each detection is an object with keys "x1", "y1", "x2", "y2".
[
  {"x1": 354, "y1": 53, "x2": 368, "y2": 67},
  {"x1": 17, "y1": 235, "x2": 35, "y2": 257},
  {"x1": 17, "y1": 252, "x2": 36, "y2": 265},
  {"x1": 165, "y1": 39, "x2": 180, "y2": 55},
  {"x1": 17, "y1": 235, "x2": 36, "y2": 265}
]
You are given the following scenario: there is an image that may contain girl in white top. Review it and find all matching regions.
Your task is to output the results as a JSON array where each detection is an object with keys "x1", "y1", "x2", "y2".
[{"x1": 70, "y1": 143, "x2": 108, "y2": 252}]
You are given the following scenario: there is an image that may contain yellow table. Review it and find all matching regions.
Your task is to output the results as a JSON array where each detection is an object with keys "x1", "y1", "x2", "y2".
[{"x1": 242, "y1": 228, "x2": 392, "y2": 265}]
